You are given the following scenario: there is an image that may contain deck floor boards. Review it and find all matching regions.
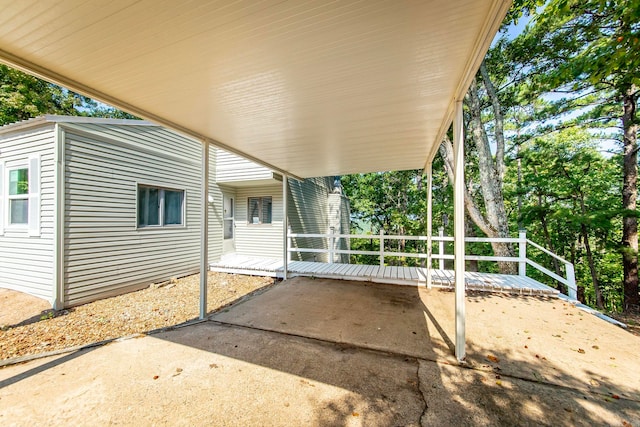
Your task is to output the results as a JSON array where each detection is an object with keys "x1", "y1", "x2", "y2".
[{"x1": 210, "y1": 255, "x2": 560, "y2": 296}]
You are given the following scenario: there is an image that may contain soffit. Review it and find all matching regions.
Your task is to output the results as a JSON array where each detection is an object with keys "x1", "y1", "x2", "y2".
[{"x1": 0, "y1": 0, "x2": 509, "y2": 178}]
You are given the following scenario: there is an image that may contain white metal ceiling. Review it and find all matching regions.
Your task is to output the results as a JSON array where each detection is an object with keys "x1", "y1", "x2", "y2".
[{"x1": 0, "y1": 0, "x2": 510, "y2": 178}]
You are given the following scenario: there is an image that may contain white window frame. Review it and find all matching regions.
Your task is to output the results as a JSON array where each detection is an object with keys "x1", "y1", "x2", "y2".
[
  {"x1": 137, "y1": 184, "x2": 186, "y2": 229},
  {"x1": 0, "y1": 156, "x2": 40, "y2": 236},
  {"x1": 247, "y1": 196, "x2": 272, "y2": 225}
]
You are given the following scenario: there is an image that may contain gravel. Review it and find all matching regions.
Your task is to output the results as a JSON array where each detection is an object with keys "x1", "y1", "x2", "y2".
[{"x1": 0, "y1": 272, "x2": 274, "y2": 361}]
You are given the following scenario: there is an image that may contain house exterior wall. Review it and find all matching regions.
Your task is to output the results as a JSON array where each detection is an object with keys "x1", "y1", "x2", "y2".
[
  {"x1": 0, "y1": 124, "x2": 55, "y2": 302},
  {"x1": 231, "y1": 184, "x2": 284, "y2": 259},
  {"x1": 227, "y1": 173, "x2": 350, "y2": 263},
  {"x1": 288, "y1": 177, "x2": 332, "y2": 262},
  {"x1": 208, "y1": 144, "x2": 223, "y2": 263},
  {"x1": 62, "y1": 122, "x2": 222, "y2": 306},
  {"x1": 216, "y1": 150, "x2": 273, "y2": 183}
]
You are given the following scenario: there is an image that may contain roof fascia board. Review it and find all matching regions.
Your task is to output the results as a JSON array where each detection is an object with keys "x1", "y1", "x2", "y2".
[
  {"x1": 0, "y1": 49, "x2": 303, "y2": 181},
  {"x1": 423, "y1": 0, "x2": 512, "y2": 172},
  {"x1": 0, "y1": 115, "x2": 158, "y2": 135}
]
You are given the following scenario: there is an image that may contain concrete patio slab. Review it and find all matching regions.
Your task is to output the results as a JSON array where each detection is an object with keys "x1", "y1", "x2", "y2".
[
  {"x1": 1, "y1": 277, "x2": 639, "y2": 426},
  {"x1": 212, "y1": 277, "x2": 640, "y2": 401}
]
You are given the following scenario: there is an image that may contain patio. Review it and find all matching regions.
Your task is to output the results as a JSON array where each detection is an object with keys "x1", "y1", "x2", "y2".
[{"x1": 1, "y1": 277, "x2": 638, "y2": 426}]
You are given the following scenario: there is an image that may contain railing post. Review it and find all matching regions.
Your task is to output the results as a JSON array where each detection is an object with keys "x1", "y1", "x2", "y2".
[
  {"x1": 329, "y1": 227, "x2": 335, "y2": 264},
  {"x1": 379, "y1": 229, "x2": 385, "y2": 267},
  {"x1": 566, "y1": 263, "x2": 577, "y2": 300},
  {"x1": 519, "y1": 229, "x2": 527, "y2": 276},
  {"x1": 287, "y1": 225, "x2": 292, "y2": 262},
  {"x1": 438, "y1": 227, "x2": 444, "y2": 270}
]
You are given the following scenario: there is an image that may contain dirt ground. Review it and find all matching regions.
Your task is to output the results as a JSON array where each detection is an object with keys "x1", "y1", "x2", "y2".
[
  {"x1": 0, "y1": 272, "x2": 273, "y2": 361},
  {"x1": 609, "y1": 311, "x2": 640, "y2": 336}
]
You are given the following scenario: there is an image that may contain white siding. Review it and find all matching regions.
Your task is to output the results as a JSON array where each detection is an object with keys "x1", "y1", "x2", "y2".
[
  {"x1": 216, "y1": 150, "x2": 273, "y2": 183},
  {"x1": 287, "y1": 177, "x2": 331, "y2": 262},
  {"x1": 0, "y1": 124, "x2": 55, "y2": 302},
  {"x1": 233, "y1": 184, "x2": 283, "y2": 259},
  {"x1": 63, "y1": 124, "x2": 220, "y2": 306},
  {"x1": 208, "y1": 144, "x2": 223, "y2": 263},
  {"x1": 231, "y1": 177, "x2": 350, "y2": 262}
]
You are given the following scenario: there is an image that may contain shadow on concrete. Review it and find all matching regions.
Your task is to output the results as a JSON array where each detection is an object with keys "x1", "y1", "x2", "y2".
[
  {"x1": 157, "y1": 277, "x2": 640, "y2": 426},
  {"x1": 0, "y1": 346, "x2": 94, "y2": 389}
]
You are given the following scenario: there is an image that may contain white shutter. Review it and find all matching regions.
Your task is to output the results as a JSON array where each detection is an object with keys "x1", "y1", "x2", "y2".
[
  {"x1": 28, "y1": 155, "x2": 40, "y2": 236},
  {"x1": 0, "y1": 162, "x2": 4, "y2": 236}
]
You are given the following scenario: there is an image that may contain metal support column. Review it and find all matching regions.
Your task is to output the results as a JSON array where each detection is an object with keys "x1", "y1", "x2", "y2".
[
  {"x1": 199, "y1": 141, "x2": 209, "y2": 320},
  {"x1": 453, "y1": 99, "x2": 466, "y2": 362},
  {"x1": 426, "y1": 162, "x2": 433, "y2": 288},
  {"x1": 282, "y1": 175, "x2": 289, "y2": 280}
]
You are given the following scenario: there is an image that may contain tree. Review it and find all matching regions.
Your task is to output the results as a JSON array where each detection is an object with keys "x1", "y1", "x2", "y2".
[
  {"x1": 0, "y1": 64, "x2": 137, "y2": 125},
  {"x1": 518, "y1": 0, "x2": 640, "y2": 311},
  {"x1": 515, "y1": 128, "x2": 620, "y2": 308},
  {"x1": 439, "y1": 59, "x2": 521, "y2": 274}
]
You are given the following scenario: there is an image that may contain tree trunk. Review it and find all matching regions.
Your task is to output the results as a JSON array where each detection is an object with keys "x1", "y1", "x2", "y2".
[
  {"x1": 465, "y1": 217, "x2": 479, "y2": 272},
  {"x1": 622, "y1": 86, "x2": 639, "y2": 312},
  {"x1": 579, "y1": 194, "x2": 604, "y2": 309},
  {"x1": 538, "y1": 193, "x2": 562, "y2": 277},
  {"x1": 468, "y1": 79, "x2": 516, "y2": 274}
]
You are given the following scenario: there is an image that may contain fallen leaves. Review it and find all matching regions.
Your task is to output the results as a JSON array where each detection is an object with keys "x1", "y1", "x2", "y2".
[{"x1": 486, "y1": 355, "x2": 500, "y2": 363}]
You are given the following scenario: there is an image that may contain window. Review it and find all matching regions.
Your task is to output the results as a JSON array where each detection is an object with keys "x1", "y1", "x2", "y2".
[
  {"x1": 0, "y1": 156, "x2": 40, "y2": 236},
  {"x1": 247, "y1": 196, "x2": 272, "y2": 224},
  {"x1": 8, "y1": 168, "x2": 29, "y2": 225},
  {"x1": 223, "y1": 195, "x2": 234, "y2": 239},
  {"x1": 138, "y1": 185, "x2": 184, "y2": 228}
]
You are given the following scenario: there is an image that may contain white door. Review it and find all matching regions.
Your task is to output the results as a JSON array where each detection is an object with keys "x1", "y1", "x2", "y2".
[{"x1": 222, "y1": 194, "x2": 235, "y2": 254}]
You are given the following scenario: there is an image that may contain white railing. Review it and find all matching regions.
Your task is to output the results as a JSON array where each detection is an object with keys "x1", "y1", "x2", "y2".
[{"x1": 287, "y1": 229, "x2": 577, "y2": 299}]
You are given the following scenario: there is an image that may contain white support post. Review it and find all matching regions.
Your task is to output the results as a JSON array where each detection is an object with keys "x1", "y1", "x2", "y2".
[
  {"x1": 519, "y1": 230, "x2": 527, "y2": 276},
  {"x1": 199, "y1": 142, "x2": 209, "y2": 320},
  {"x1": 566, "y1": 263, "x2": 577, "y2": 300},
  {"x1": 283, "y1": 175, "x2": 289, "y2": 280},
  {"x1": 379, "y1": 229, "x2": 385, "y2": 267},
  {"x1": 329, "y1": 227, "x2": 335, "y2": 264},
  {"x1": 438, "y1": 227, "x2": 445, "y2": 271},
  {"x1": 426, "y1": 162, "x2": 433, "y2": 289},
  {"x1": 287, "y1": 225, "x2": 292, "y2": 262},
  {"x1": 453, "y1": 99, "x2": 466, "y2": 362}
]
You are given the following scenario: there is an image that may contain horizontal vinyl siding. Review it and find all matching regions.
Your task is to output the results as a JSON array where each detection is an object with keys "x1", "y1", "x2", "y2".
[
  {"x1": 233, "y1": 185, "x2": 283, "y2": 259},
  {"x1": 63, "y1": 124, "x2": 206, "y2": 306},
  {"x1": 288, "y1": 177, "x2": 332, "y2": 262},
  {"x1": 208, "y1": 145, "x2": 223, "y2": 263},
  {"x1": 0, "y1": 124, "x2": 55, "y2": 302},
  {"x1": 216, "y1": 150, "x2": 273, "y2": 183},
  {"x1": 231, "y1": 177, "x2": 345, "y2": 262}
]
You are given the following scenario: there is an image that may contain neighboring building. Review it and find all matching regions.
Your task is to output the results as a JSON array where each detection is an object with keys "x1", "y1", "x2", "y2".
[{"x1": 0, "y1": 116, "x2": 349, "y2": 308}]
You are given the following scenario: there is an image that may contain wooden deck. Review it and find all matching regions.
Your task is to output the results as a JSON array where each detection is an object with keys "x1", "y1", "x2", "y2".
[{"x1": 211, "y1": 255, "x2": 560, "y2": 296}]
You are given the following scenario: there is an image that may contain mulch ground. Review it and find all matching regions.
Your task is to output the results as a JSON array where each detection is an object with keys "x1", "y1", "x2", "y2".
[{"x1": 0, "y1": 272, "x2": 274, "y2": 361}]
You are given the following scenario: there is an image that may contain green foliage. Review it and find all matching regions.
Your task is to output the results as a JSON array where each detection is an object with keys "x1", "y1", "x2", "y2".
[
  {"x1": 0, "y1": 64, "x2": 137, "y2": 126},
  {"x1": 341, "y1": 159, "x2": 453, "y2": 266},
  {"x1": 507, "y1": 128, "x2": 623, "y2": 308}
]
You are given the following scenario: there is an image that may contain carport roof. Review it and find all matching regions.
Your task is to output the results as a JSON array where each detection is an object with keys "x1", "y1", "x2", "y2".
[{"x1": 0, "y1": 0, "x2": 510, "y2": 179}]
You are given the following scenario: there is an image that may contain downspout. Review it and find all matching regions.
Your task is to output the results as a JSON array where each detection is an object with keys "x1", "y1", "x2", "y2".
[
  {"x1": 453, "y1": 99, "x2": 466, "y2": 362},
  {"x1": 199, "y1": 141, "x2": 209, "y2": 319},
  {"x1": 52, "y1": 123, "x2": 65, "y2": 310}
]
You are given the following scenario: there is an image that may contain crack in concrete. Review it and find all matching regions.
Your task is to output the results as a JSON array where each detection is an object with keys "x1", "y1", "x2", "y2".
[{"x1": 416, "y1": 361, "x2": 429, "y2": 426}]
